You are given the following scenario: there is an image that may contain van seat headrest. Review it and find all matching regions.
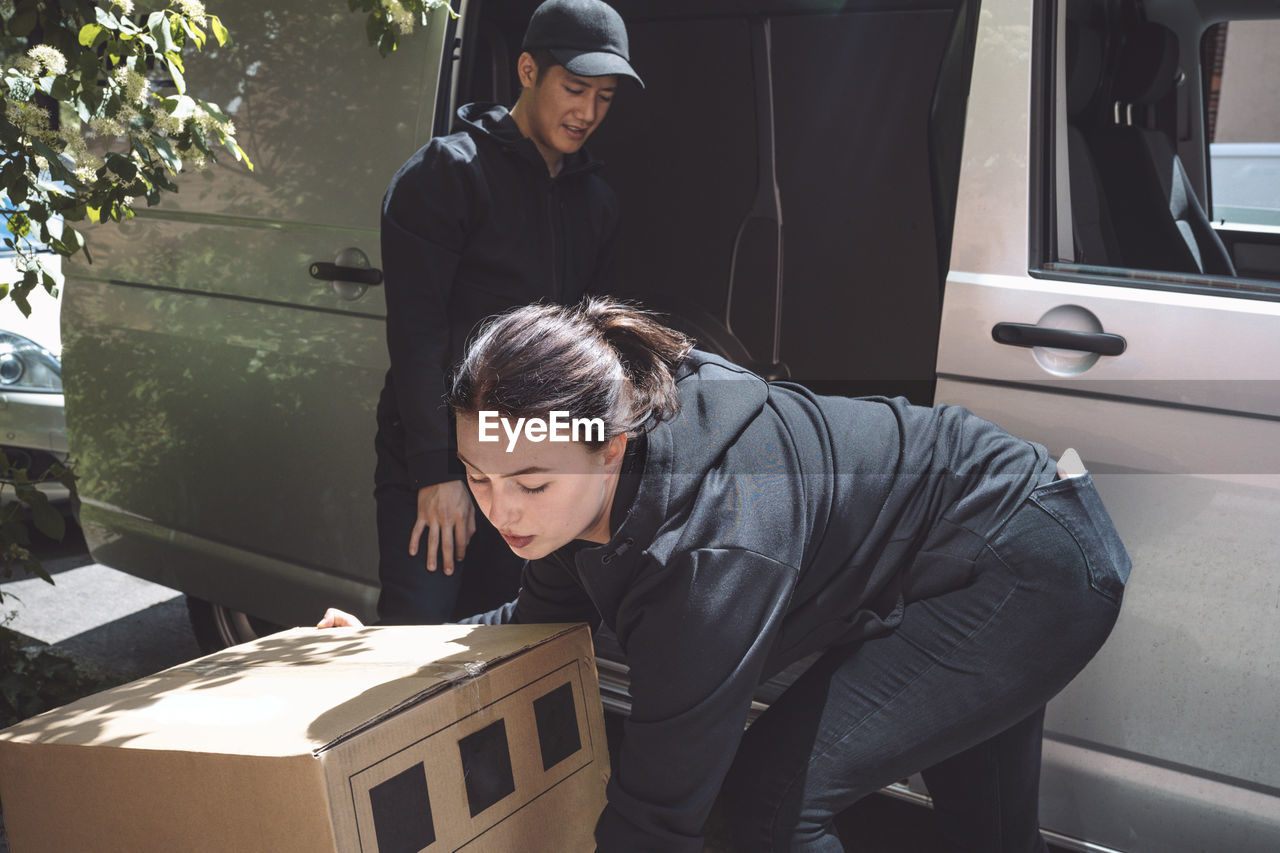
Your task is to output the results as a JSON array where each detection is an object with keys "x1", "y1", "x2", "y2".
[
  {"x1": 1066, "y1": 18, "x2": 1105, "y2": 120},
  {"x1": 1114, "y1": 23, "x2": 1179, "y2": 106}
]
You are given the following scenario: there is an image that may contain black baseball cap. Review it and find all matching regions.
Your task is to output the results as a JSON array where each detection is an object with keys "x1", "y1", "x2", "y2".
[{"x1": 521, "y1": 0, "x2": 644, "y2": 88}]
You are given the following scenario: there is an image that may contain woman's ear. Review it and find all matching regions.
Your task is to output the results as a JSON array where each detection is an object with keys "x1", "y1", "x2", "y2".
[{"x1": 601, "y1": 433, "x2": 628, "y2": 470}]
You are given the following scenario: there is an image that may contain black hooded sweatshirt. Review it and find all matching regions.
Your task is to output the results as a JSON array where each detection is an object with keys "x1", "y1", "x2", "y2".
[
  {"x1": 464, "y1": 351, "x2": 1057, "y2": 851},
  {"x1": 376, "y1": 103, "x2": 619, "y2": 487}
]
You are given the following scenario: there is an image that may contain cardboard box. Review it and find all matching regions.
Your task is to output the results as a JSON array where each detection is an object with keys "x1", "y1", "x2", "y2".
[{"x1": 0, "y1": 623, "x2": 609, "y2": 853}]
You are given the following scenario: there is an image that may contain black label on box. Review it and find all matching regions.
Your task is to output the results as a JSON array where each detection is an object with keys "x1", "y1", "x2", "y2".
[
  {"x1": 533, "y1": 682, "x2": 582, "y2": 771},
  {"x1": 370, "y1": 763, "x2": 435, "y2": 853},
  {"x1": 458, "y1": 719, "x2": 517, "y2": 817}
]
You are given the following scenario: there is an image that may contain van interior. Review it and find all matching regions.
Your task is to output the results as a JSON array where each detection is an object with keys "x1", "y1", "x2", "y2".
[
  {"x1": 455, "y1": 0, "x2": 982, "y2": 405},
  {"x1": 451, "y1": 0, "x2": 1280, "y2": 407},
  {"x1": 1057, "y1": 0, "x2": 1280, "y2": 293}
]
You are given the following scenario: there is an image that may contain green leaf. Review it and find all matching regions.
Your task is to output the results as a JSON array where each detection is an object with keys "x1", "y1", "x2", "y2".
[
  {"x1": 164, "y1": 95, "x2": 197, "y2": 120},
  {"x1": 27, "y1": 493, "x2": 66, "y2": 541},
  {"x1": 167, "y1": 59, "x2": 186, "y2": 94},
  {"x1": 78, "y1": 46, "x2": 100, "y2": 80},
  {"x1": 49, "y1": 77, "x2": 73, "y2": 101},
  {"x1": 378, "y1": 30, "x2": 397, "y2": 57},
  {"x1": 8, "y1": 4, "x2": 38, "y2": 37},
  {"x1": 228, "y1": 139, "x2": 254, "y2": 171},
  {"x1": 56, "y1": 466, "x2": 77, "y2": 490},
  {"x1": 31, "y1": 139, "x2": 62, "y2": 169},
  {"x1": 105, "y1": 153, "x2": 138, "y2": 182},
  {"x1": 21, "y1": 556, "x2": 54, "y2": 585},
  {"x1": 8, "y1": 213, "x2": 30, "y2": 239},
  {"x1": 59, "y1": 226, "x2": 84, "y2": 252},
  {"x1": 152, "y1": 135, "x2": 181, "y2": 173},
  {"x1": 95, "y1": 6, "x2": 122, "y2": 30},
  {"x1": 151, "y1": 16, "x2": 175, "y2": 55},
  {"x1": 79, "y1": 23, "x2": 106, "y2": 48},
  {"x1": 199, "y1": 100, "x2": 230, "y2": 122},
  {"x1": 210, "y1": 15, "x2": 230, "y2": 47},
  {"x1": 178, "y1": 16, "x2": 205, "y2": 50}
]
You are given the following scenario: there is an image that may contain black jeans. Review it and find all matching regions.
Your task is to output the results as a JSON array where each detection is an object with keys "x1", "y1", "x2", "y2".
[
  {"x1": 373, "y1": 424, "x2": 524, "y2": 625},
  {"x1": 725, "y1": 474, "x2": 1131, "y2": 851}
]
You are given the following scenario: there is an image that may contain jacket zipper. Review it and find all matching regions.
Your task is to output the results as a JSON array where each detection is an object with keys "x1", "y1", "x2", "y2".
[{"x1": 548, "y1": 180, "x2": 561, "y2": 301}]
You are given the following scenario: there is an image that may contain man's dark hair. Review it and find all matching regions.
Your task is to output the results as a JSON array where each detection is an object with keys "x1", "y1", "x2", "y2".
[{"x1": 529, "y1": 48, "x2": 561, "y2": 84}]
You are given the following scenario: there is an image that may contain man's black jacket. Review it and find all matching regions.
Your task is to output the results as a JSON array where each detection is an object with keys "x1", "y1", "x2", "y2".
[{"x1": 376, "y1": 103, "x2": 619, "y2": 487}]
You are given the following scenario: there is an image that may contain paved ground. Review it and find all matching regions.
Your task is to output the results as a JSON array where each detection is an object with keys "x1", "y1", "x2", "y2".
[{"x1": 1, "y1": 526, "x2": 203, "y2": 684}]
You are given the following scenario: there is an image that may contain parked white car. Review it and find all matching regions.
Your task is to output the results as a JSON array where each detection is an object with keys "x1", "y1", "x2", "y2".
[
  {"x1": 60, "y1": 0, "x2": 1280, "y2": 850},
  {"x1": 0, "y1": 213, "x2": 66, "y2": 495}
]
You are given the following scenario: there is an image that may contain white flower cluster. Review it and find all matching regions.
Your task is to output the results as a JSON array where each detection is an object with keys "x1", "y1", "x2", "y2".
[
  {"x1": 153, "y1": 111, "x2": 184, "y2": 137},
  {"x1": 383, "y1": 0, "x2": 416, "y2": 35},
  {"x1": 62, "y1": 132, "x2": 105, "y2": 184},
  {"x1": 113, "y1": 66, "x2": 149, "y2": 102},
  {"x1": 3, "y1": 99, "x2": 53, "y2": 142},
  {"x1": 195, "y1": 111, "x2": 234, "y2": 138},
  {"x1": 0, "y1": 0, "x2": 16, "y2": 20},
  {"x1": 111, "y1": 0, "x2": 135, "y2": 15},
  {"x1": 88, "y1": 117, "x2": 126, "y2": 138},
  {"x1": 173, "y1": 0, "x2": 206, "y2": 19},
  {"x1": 26, "y1": 45, "x2": 68, "y2": 77}
]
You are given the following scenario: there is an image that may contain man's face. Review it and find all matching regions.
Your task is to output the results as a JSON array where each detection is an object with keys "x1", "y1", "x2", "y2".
[{"x1": 522, "y1": 62, "x2": 618, "y2": 160}]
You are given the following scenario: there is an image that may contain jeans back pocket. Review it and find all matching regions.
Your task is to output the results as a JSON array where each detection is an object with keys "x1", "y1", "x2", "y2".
[{"x1": 1029, "y1": 474, "x2": 1132, "y2": 602}]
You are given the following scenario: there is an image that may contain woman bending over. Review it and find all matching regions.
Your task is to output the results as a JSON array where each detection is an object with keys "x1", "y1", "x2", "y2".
[{"x1": 322, "y1": 297, "x2": 1130, "y2": 852}]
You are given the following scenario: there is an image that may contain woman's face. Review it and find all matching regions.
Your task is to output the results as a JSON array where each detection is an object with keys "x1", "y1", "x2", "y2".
[{"x1": 456, "y1": 412, "x2": 627, "y2": 560}]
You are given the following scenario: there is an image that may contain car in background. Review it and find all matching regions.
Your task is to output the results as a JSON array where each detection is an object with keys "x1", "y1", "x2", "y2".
[
  {"x1": 0, "y1": 207, "x2": 66, "y2": 499},
  {"x1": 1210, "y1": 141, "x2": 1280, "y2": 227},
  {"x1": 59, "y1": 0, "x2": 1280, "y2": 850}
]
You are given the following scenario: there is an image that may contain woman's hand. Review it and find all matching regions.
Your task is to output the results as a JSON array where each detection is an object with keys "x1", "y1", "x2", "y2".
[{"x1": 316, "y1": 607, "x2": 364, "y2": 628}]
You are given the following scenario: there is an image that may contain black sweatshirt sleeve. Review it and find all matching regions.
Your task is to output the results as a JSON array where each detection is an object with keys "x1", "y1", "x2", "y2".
[
  {"x1": 457, "y1": 553, "x2": 601, "y2": 629},
  {"x1": 595, "y1": 548, "x2": 797, "y2": 851},
  {"x1": 380, "y1": 142, "x2": 475, "y2": 487}
]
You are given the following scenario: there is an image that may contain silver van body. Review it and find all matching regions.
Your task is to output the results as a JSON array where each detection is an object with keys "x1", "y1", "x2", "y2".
[{"x1": 62, "y1": 0, "x2": 1280, "y2": 850}]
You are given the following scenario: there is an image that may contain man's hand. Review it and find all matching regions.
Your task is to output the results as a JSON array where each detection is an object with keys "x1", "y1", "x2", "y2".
[
  {"x1": 316, "y1": 608, "x2": 364, "y2": 628},
  {"x1": 409, "y1": 480, "x2": 477, "y2": 575}
]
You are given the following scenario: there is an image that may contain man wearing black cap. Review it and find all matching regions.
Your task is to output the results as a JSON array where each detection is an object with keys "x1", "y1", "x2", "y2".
[{"x1": 373, "y1": 0, "x2": 643, "y2": 625}]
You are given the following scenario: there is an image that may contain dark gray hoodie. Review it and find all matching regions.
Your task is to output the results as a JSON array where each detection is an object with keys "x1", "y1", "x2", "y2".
[
  {"x1": 376, "y1": 103, "x2": 620, "y2": 487},
  {"x1": 466, "y1": 350, "x2": 1057, "y2": 850}
]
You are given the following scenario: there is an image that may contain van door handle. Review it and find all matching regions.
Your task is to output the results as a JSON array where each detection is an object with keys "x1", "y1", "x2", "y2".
[
  {"x1": 991, "y1": 322, "x2": 1127, "y2": 356},
  {"x1": 309, "y1": 262, "x2": 383, "y2": 286}
]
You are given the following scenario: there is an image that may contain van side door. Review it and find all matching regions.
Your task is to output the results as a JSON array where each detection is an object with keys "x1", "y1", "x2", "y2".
[
  {"x1": 62, "y1": 1, "x2": 456, "y2": 627},
  {"x1": 934, "y1": 1, "x2": 1280, "y2": 850}
]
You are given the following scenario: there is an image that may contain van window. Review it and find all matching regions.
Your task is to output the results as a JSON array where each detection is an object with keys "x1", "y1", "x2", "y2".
[
  {"x1": 1204, "y1": 20, "x2": 1280, "y2": 229},
  {"x1": 1041, "y1": 0, "x2": 1280, "y2": 294}
]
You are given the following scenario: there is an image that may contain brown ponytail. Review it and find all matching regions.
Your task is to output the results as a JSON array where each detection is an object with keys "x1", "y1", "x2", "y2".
[{"x1": 449, "y1": 297, "x2": 693, "y2": 447}]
